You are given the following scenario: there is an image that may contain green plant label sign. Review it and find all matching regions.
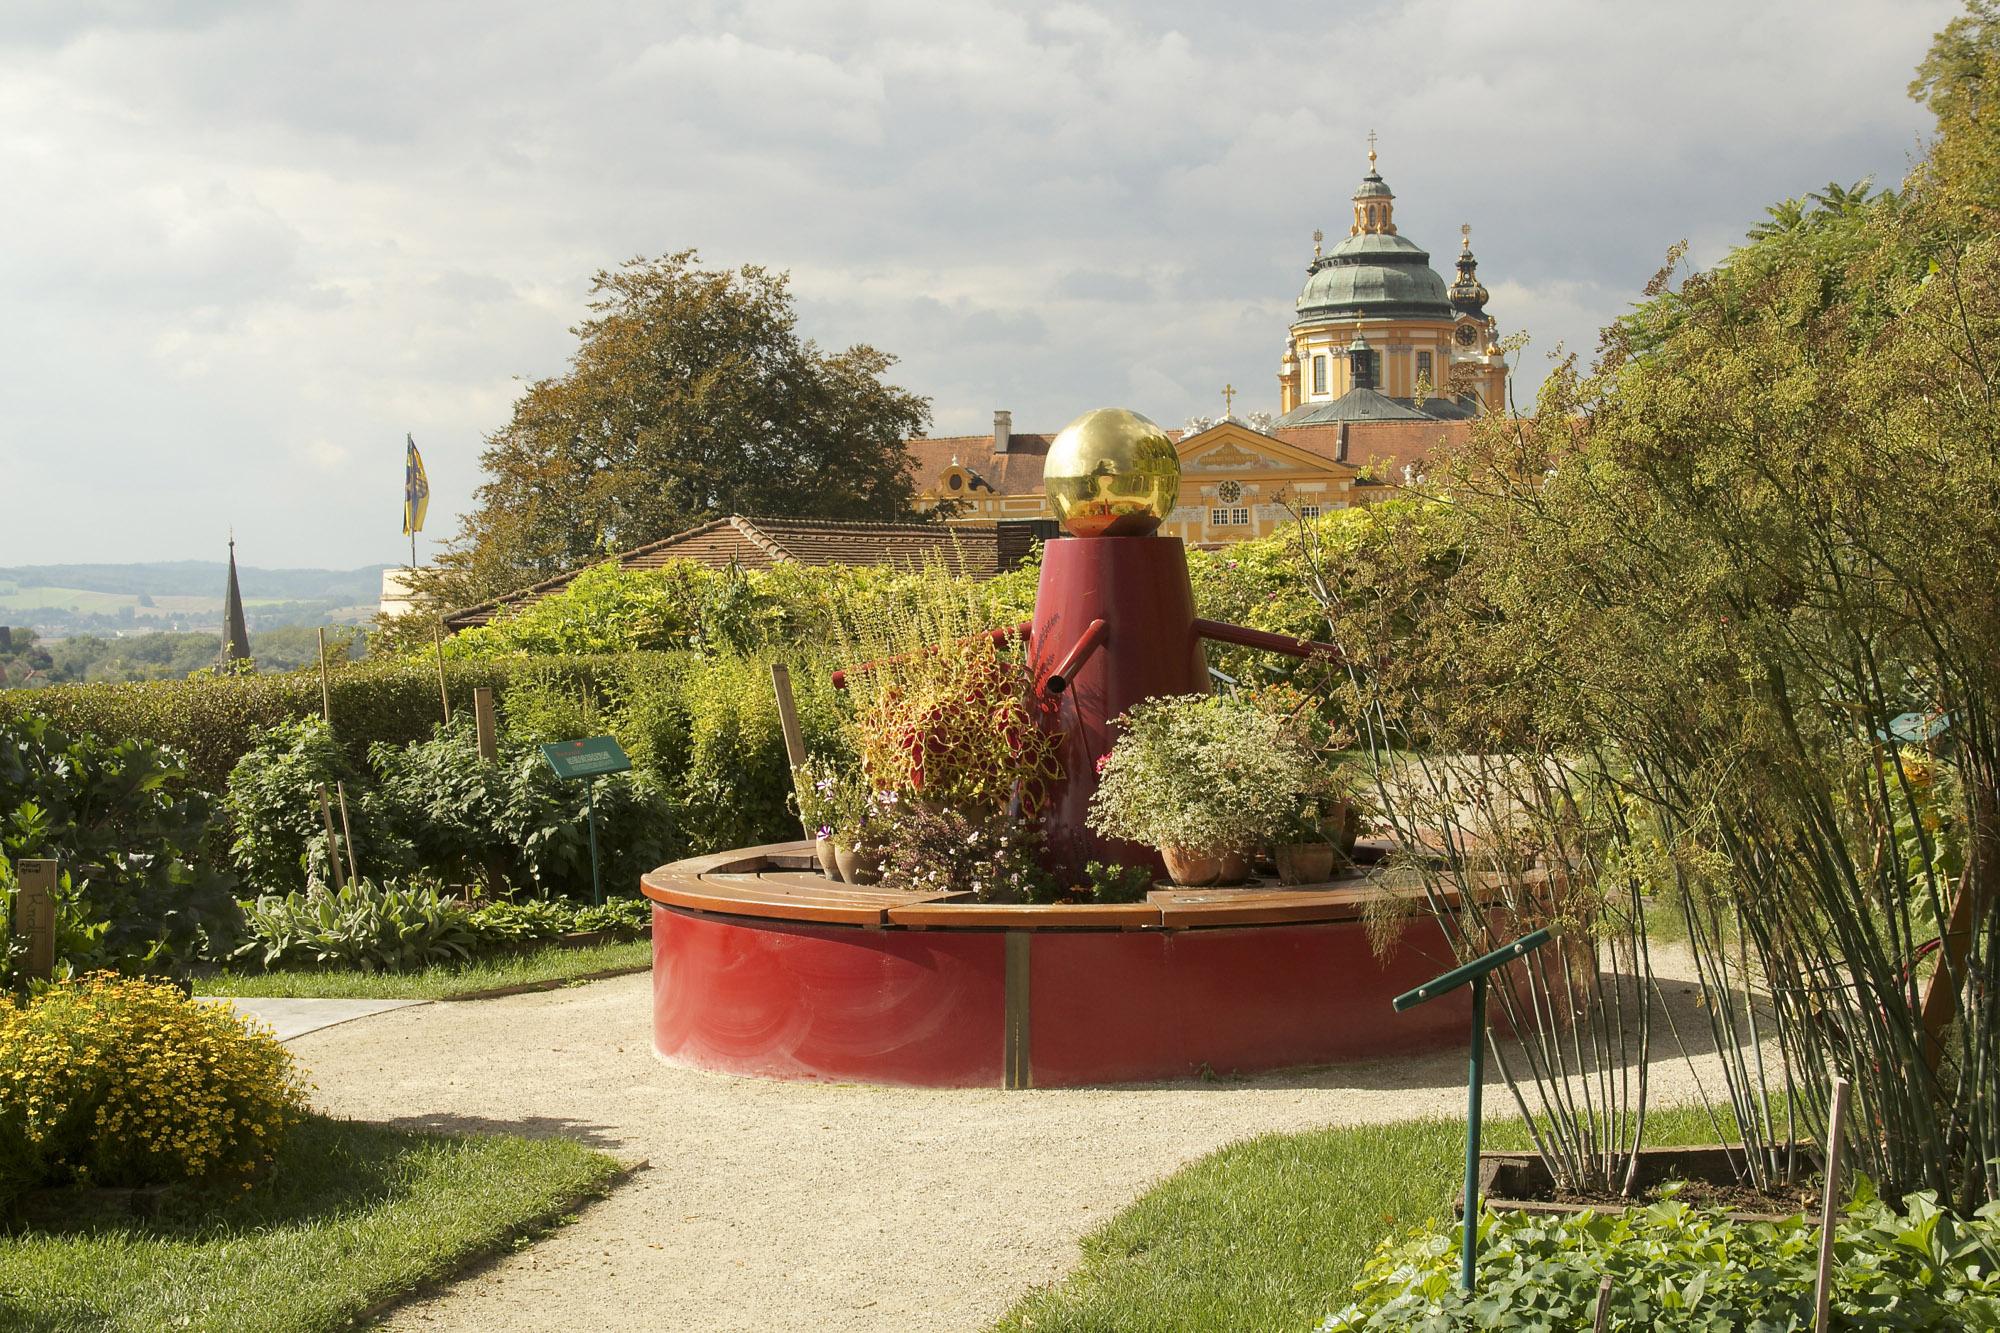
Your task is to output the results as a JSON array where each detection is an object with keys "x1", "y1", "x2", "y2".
[{"x1": 540, "y1": 736, "x2": 632, "y2": 780}]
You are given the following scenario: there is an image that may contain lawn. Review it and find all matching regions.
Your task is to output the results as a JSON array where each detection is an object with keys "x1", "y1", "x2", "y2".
[
  {"x1": 995, "y1": 1103, "x2": 1737, "y2": 1332},
  {"x1": 0, "y1": 1114, "x2": 622, "y2": 1333},
  {"x1": 199, "y1": 938, "x2": 651, "y2": 1001}
]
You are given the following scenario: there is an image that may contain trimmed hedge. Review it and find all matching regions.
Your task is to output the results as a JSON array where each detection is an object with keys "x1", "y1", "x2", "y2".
[{"x1": 0, "y1": 654, "x2": 670, "y2": 792}]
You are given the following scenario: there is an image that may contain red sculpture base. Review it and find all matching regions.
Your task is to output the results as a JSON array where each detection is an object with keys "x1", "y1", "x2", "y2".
[
  {"x1": 642, "y1": 847, "x2": 1480, "y2": 1089},
  {"x1": 1031, "y1": 535, "x2": 1208, "y2": 877}
]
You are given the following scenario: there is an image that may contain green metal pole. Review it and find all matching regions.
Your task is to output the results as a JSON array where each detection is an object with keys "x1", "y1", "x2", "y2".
[
  {"x1": 586, "y1": 778, "x2": 603, "y2": 907},
  {"x1": 1462, "y1": 973, "x2": 1487, "y2": 1293}
]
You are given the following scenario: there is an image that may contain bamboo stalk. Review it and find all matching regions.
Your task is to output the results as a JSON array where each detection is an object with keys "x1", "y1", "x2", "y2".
[
  {"x1": 1815, "y1": 1075, "x2": 1853, "y2": 1333},
  {"x1": 433, "y1": 620, "x2": 451, "y2": 724},
  {"x1": 316, "y1": 626, "x2": 333, "y2": 724},
  {"x1": 1592, "y1": 1274, "x2": 1615, "y2": 1333},
  {"x1": 316, "y1": 784, "x2": 345, "y2": 891},
  {"x1": 335, "y1": 780, "x2": 360, "y2": 887}
]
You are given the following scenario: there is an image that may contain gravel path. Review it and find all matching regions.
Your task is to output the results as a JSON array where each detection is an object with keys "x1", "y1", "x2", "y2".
[{"x1": 292, "y1": 953, "x2": 1737, "y2": 1333}]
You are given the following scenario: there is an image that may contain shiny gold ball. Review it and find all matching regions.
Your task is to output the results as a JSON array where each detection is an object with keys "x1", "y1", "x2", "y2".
[{"x1": 1043, "y1": 407, "x2": 1181, "y2": 538}]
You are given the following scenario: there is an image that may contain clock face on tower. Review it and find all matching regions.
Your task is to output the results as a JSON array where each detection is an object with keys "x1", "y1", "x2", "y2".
[
  {"x1": 1217, "y1": 480, "x2": 1243, "y2": 503},
  {"x1": 1455, "y1": 323, "x2": 1479, "y2": 348}
]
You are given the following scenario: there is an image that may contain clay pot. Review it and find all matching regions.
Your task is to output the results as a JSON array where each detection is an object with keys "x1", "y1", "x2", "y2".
[
  {"x1": 1162, "y1": 847, "x2": 1250, "y2": 886},
  {"x1": 1322, "y1": 799, "x2": 1362, "y2": 855},
  {"x1": 834, "y1": 844, "x2": 883, "y2": 886},
  {"x1": 814, "y1": 837, "x2": 841, "y2": 881},
  {"x1": 1274, "y1": 842, "x2": 1338, "y2": 885},
  {"x1": 1160, "y1": 846, "x2": 1221, "y2": 886}
]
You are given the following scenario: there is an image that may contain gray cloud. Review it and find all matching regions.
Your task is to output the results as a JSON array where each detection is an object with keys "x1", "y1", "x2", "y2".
[{"x1": 0, "y1": 0, "x2": 1957, "y2": 566}]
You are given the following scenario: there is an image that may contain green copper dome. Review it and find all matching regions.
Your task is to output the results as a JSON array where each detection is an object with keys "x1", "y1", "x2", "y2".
[{"x1": 1295, "y1": 231, "x2": 1454, "y2": 323}]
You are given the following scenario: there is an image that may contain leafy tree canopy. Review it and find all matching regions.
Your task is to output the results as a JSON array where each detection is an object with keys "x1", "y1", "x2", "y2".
[{"x1": 411, "y1": 251, "x2": 932, "y2": 615}]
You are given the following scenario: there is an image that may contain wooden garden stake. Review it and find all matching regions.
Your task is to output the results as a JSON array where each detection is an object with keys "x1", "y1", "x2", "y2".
[
  {"x1": 771, "y1": 662, "x2": 811, "y2": 836},
  {"x1": 1814, "y1": 1074, "x2": 1853, "y2": 1333},
  {"x1": 316, "y1": 783, "x2": 345, "y2": 891},
  {"x1": 316, "y1": 626, "x2": 333, "y2": 724},
  {"x1": 1394, "y1": 926, "x2": 1554, "y2": 1293},
  {"x1": 432, "y1": 621, "x2": 451, "y2": 724},
  {"x1": 335, "y1": 780, "x2": 360, "y2": 887},
  {"x1": 1592, "y1": 1274, "x2": 1614, "y2": 1332},
  {"x1": 15, "y1": 859, "x2": 57, "y2": 981},
  {"x1": 473, "y1": 686, "x2": 498, "y2": 763}
]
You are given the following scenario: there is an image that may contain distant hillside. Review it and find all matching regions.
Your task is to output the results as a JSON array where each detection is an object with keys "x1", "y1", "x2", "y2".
[{"x1": 0, "y1": 562, "x2": 389, "y2": 602}]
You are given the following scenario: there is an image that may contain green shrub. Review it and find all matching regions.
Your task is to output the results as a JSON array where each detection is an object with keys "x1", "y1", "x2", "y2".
[
  {"x1": 0, "y1": 974, "x2": 309, "y2": 1203},
  {"x1": 0, "y1": 654, "x2": 665, "y2": 792},
  {"x1": 1322, "y1": 1186, "x2": 2000, "y2": 1331},
  {"x1": 222, "y1": 717, "x2": 368, "y2": 894},
  {"x1": 465, "y1": 895, "x2": 649, "y2": 946},
  {"x1": 232, "y1": 879, "x2": 482, "y2": 973},
  {"x1": 367, "y1": 720, "x2": 677, "y2": 898},
  {"x1": 0, "y1": 713, "x2": 237, "y2": 979}
]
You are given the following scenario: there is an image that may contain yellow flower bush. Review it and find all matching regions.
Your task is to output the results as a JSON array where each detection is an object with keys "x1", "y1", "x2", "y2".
[{"x1": 0, "y1": 974, "x2": 309, "y2": 1199}]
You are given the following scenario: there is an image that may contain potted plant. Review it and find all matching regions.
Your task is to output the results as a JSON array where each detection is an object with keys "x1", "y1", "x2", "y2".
[
  {"x1": 829, "y1": 779, "x2": 899, "y2": 886},
  {"x1": 1271, "y1": 801, "x2": 1338, "y2": 885},
  {"x1": 788, "y1": 755, "x2": 846, "y2": 880},
  {"x1": 1086, "y1": 694, "x2": 1323, "y2": 886}
]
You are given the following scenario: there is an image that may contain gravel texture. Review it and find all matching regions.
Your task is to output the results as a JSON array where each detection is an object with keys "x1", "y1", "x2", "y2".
[{"x1": 291, "y1": 948, "x2": 1745, "y2": 1332}]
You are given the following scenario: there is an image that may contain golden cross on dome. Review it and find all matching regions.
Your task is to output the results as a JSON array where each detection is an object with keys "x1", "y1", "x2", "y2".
[
  {"x1": 1222, "y1": 383, "x2": 1237, "y2": 415},
  {"x1": 1366, "y1": 129, "x2": 1378, "y2": 166},
  {"x1": 1313, "y1": 227, "x2": 1323, "y2": 257}
]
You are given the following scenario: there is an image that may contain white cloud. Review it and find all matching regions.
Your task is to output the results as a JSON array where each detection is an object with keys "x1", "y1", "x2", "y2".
[{"x1": 0, "y1": 0, "x2": 1961, "y2": 565}]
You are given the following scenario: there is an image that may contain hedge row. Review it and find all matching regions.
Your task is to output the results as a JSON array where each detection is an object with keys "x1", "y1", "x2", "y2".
[{"x1": 0, "y1": 654, "x2": 672, "y2": 792}]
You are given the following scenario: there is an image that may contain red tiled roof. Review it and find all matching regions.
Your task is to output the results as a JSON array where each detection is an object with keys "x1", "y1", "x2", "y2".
[
  {"x1": 444, "y1": 515, "x2": 1038, "y2": 630},
  {"x1": 904, "y1": 420, "x2": 1465, "y2": 495}
]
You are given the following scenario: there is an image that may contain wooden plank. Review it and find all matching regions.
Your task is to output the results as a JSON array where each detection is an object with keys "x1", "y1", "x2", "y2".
[
  {"x1": 1003, "y1": 932, "x2": 1031, "y2": 1090},
  {"x1": 642, "y1": 873, "x2": 892, "y2": 925},
  {"x1": 16, "y1": 859, "x2": 56, "y2": 981},
  {"x1": 887, "y1": 900, "x2": 1163, "y2": 930},
  {"x1": 655, "y1": 841, "x2": 812, "y2": 878}
]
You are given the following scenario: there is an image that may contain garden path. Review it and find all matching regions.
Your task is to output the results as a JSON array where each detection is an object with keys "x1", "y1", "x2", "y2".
[
  {"x1": 217, "y1": 996, "x2": 427, "y2": 1041},
  {"x1": 293, "y1": 947, "x2": 1739, "y2": 1333}
]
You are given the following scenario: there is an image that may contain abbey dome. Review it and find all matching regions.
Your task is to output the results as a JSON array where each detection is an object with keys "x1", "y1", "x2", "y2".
[
  {"x1": 1276, "y1": 145, "x2": 1506, "y2": 426},
  {"x1": 1296, "y1": 231, "x2": 1454, "y2": 322}
]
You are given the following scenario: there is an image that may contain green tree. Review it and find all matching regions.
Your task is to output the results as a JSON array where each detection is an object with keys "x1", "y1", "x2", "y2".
[
  {"x1": 1318, "y1": 1, "x2": 2000, "y2": 1210},
  {"x1": 409, "y1": 251, "x2": 932, "y2": 614}
]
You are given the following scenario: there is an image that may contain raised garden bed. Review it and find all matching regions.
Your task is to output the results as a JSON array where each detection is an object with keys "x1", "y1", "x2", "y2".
[{"x1": 1477, "y1": 1143, "x2": 1822, "y2": 1222}]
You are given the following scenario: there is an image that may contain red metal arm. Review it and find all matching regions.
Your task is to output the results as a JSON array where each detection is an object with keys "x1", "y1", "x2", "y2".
[
  {"x1": 832, "y1": 620, "x2": 1033, "y2": 690},
  {"x1": 1191, "y1": 617, "x2": 1344, "y2": 663},
  {"x1": 1039, "y1": 619, "x2": 1108, "y2": 697}
]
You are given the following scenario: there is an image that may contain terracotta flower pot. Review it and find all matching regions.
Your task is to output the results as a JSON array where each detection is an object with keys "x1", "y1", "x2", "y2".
[
  {"x1": 815, "y1": 837, "x2": 841, "y2": 881},
  {"x1": 1322, "y1": 799, "x2": 1362, "y2": 855},
  {"x1": 834, "y1": 844, "x2": 883, "y2": 886},
  {"x1": 1273, "y1": 842, "x2": 1337, "y2": 885},
  {"x1": 1160, "y1": 847, "x2": 1220, "y2": 886},
  {"x1": 1216, "y1": 850, "x2": 1252, "y2": 885}
]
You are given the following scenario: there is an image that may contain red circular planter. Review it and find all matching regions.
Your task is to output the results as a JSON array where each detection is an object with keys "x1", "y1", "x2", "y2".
[{"x1": 642, "y1": 842, "x2": 1486, "y2": 1088}]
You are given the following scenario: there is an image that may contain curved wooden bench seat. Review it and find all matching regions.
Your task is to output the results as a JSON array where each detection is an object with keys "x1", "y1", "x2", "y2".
[{"x1": 640, "y1": 840, "x2": 1533, "y2": 932}]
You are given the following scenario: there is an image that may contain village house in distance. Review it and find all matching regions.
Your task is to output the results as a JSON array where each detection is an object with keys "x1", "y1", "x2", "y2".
[{"x1": 903, "y1": 146, "x2": 1507, "y2": 546}]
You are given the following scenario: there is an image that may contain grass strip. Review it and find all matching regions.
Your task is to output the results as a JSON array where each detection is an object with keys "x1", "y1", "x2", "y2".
[
  {"x1": 197, "y1": 939, "x2": 651, "y2": 1001},
  {"x1": 996, "y1": 1102, "x2": 1734, "y2": 1332},
  {"x1": 0, "y1": 1114, "x2": 622, "y2": 1333}
]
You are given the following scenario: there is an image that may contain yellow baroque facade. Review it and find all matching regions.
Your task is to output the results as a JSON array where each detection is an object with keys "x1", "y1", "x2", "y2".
[{"x1": 906, "y1": 146, "x2": 1499, "y2": 546}]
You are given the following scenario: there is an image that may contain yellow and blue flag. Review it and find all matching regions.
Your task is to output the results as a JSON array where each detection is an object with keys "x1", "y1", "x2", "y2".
[{"x1": 402, "y1": 434, "x2": 430, "y2": 535}]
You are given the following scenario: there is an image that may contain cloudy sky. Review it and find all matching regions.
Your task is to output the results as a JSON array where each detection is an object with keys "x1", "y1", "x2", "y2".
[{"x1": 0, "y1": 0, "x2": 1959, "y2": 569}]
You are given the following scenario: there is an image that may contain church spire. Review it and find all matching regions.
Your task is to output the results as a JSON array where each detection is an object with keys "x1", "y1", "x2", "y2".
[
  {"x1": 220, "y1": 533, "x2": 252, "y2": 671},
  {"x1": 1451, "y1": 223, "x2": 1490, "y2": 317},
  {"x1": 1350, "y1": 134, "x2": 1396, "y2": 236}
]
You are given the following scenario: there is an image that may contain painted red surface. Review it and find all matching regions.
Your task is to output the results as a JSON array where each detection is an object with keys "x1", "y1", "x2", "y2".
[
  {"x1": 1031, "y1": 536, "x2": 1209, "y2": 877},
  {"x1": 652, "y1": 904, "x2": 1472, "y2": 1088},
  {"x1": 652, "y1": 905, "x2": 1005, "y2": 1085},
  {"x1": 1026, "y1": 914, "x2": 1472, "y2": 1087}
]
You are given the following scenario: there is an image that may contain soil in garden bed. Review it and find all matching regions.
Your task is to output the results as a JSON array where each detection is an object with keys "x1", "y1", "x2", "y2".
[{"x1": 1482, "y1": 1144, "x2": 1822, "y2": 1221}]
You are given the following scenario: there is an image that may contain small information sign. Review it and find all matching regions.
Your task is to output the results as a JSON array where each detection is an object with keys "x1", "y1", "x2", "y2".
[
  {"x1": 537, "y1": 737, "x2": 630, "y2": 905},
  {"x1": 540, "y1": 737, "x2": 632, "y2": 781}
]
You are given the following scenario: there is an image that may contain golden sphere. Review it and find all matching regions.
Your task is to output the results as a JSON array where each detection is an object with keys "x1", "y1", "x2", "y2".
[{"x1": 1043, "y1": 407, "x2": 1180, "y2": 538}]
